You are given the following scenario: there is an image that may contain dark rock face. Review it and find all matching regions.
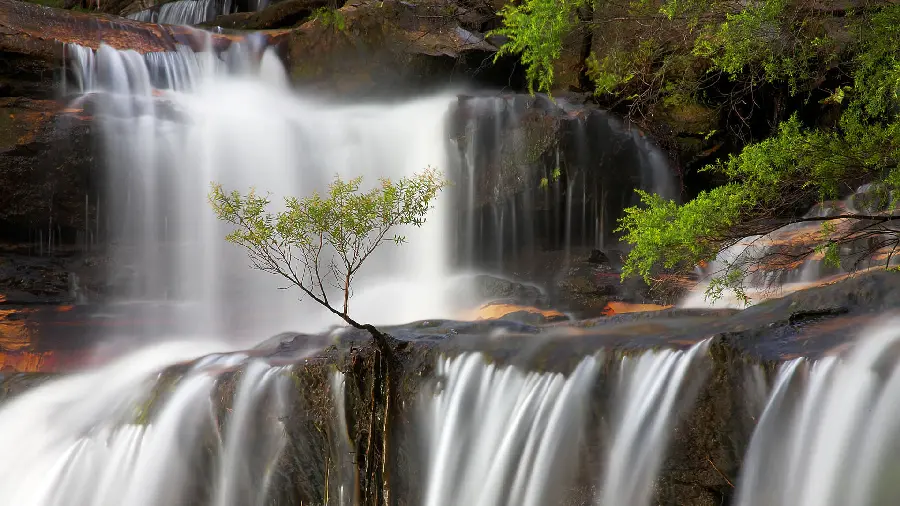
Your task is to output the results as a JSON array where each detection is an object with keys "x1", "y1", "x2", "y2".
[
  {"x1": 447, "y1": 94, "x2": 677, "y2": 286},
  {"x1": 0, "y1": 97, "x2": 95, "y2": 243}
]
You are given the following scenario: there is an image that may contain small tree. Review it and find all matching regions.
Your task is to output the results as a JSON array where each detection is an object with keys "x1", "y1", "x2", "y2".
[
  {"x1": 210, "y1": 168, "x2": 446, "y2": 505},
  {"x1": 208, "y1": 167, "x2": 447, "y2": 354}
]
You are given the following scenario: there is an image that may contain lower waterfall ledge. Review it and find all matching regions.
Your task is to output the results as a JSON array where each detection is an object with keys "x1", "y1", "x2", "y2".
[{"x1": 3, "y1": 269, "x2": 900, "y2": 505}]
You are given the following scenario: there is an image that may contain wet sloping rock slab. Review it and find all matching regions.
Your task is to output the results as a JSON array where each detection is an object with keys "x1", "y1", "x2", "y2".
[{"x1": 324, "y1": 270, "x2": 900, "y2": 362}]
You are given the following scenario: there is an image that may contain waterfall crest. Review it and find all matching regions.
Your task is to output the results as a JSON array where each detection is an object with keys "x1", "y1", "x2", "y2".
[
  {"x1": 735, "y1": 316, "x2": 900, "y2": 506},
  {"x1": 421, "y1": 353, "x2": 600, "y2": 506}
]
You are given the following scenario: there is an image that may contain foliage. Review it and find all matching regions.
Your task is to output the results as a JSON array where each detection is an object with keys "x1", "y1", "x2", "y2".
[
  {"x1": 208, "y1": 168, "x2": 447, "y2": 323},
  {"x1": 617, "y1": 4, "x2": 900, "y2": 303},
  {"x1": 540, "y1": 166, "x2": 563, "y2": 189},
  {"x1": 312, "y1": 6, "x2": 346, "y2": 31},
  {"x1": 691, "y1": 0, "x2": 833, "y2": 92},
  {"x1": 493, "y1": 0, "x2": 835, "y2": 121},
  {"x1": 492, "y1": 0, "x2": 900, "y2": 304},
  {"x1": 489, "y1": 0, "x2": 586, "y2": 94}
]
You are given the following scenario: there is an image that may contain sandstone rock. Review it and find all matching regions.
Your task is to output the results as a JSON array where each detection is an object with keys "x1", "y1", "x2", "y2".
[
  {"x1": 472, "y1": 273, "x2": 547, "y2": 307},
  {"x1": 202, "y1": 0, "x2": 330, "y2": 29},
  {"x1": 0, "y1": 0, "x2": 286, "y2": 62},
  {"x1": 282, "y1": 0, "x2": 498, "y2": 94},
  {"x1": 498, "y1": 309, "x2": 568, "y2": 324},
  {"x1": 0, "y1": 97, "x2": 94, "y2": 240}
]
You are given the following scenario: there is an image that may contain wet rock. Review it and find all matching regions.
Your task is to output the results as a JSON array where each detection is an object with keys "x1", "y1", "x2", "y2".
[
  {"x1": 0, "y1": 371, "x2": 54, "y2": 400},
  {"x1": 472, "y1": 274, "x2": 547, "y2": 307},
  {"x1": 788, "y1": 306, "x2": 850, "y2": 324},
  {"x1": 498, "y1": 309, "x2": 568, "y2": 325},
  {"x1": 4, "y1": 271, "x2": 900, "y2": 505},
  {"x1": 282, "y1": 0, "x2": 500, "y2": 95},
  {"x1": 202, "y1": 0, "x2": 330, "y2": 29},
  {"x1": 553, "y1": 254, "x2": 635, "y2": 317},
  {"x1": 0, "y1": 0, "x2": 284, "y2": 61},
  {"x1": 0, "y1": 98, "x2": 95, "y2": 240},
  {"x1": 587, "y1": 248, "x2": 609, "y2": 264}
]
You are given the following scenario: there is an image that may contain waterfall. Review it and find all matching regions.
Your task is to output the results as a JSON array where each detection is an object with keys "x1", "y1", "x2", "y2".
[
  {"x1": 328, "y1": 372, "x2": 358, "y2": 506},
  {"x1": 452, "y1": 95, "x2": 676, "y2": 272},
  {"x1": 597, "y1": 339, "x2": 710, "y2": 506},
  {"x1": 734, "y1": 316, "x2": 900, "y2": 506},
  {"x1": 127, "y1": 0, "x2": 241, "y2": 25},
  {"x1": 681, "y1": 182, "x2": 900, "y2": 309},
  {"x1": 66, "y1": 41, "x2": 456, "y2": 338},
  {"x1": 420, "y1": 344, "x2": 708, "y2": 506},
  {"x1": 421, "y1": 353, "x2": 600, "y2": 506},
  {"x1": 0, "y1": 342, "x2": 292, "y2": 506}
]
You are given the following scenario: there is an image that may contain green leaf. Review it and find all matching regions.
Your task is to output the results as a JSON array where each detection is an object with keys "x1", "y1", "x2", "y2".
[{"x1": 208, "y1": 167, "x2": 448, "y2": 317}]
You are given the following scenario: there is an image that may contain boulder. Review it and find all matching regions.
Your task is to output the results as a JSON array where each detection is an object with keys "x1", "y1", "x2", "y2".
[
  {"x1": 472, "y1": 273, "x2": 548, "y2": 307},
  {"x1": 282, "y1": 0, "x2": 499, "y2": 95},
  {"x1": 587, "y1": 248, "x2": 610, "y2": 264},
  {"x1": 201, "y1": 0, "x2": 330, "y2": 29}
]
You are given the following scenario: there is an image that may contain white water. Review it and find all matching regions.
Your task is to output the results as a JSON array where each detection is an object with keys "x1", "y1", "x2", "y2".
[
  {"x1": 422, "y1": 353, "x2": 600, "y2": 506},
  {"x1": 452, "y1": 96, "x2": 676, "y2": 271},
  {"x1": 598, "y1": 339, "x2": 710, "y2": 506},
  {"x1": 127, "y1": 0, "x2": 258, "y2": 25},
  {"x1": 26, "y1": 35, "x2": 708, "y2": 506},
  {"x1": 328, "y1": 372, "x2": 358, "y2": 506},
  {"x1": 682, "y1": 183, "x2": 900, "y2": 309},
  {"x1": 0, "y1": 342, "x2": 293, "y2": 506},
  {"x1": 734, "y1": 316, "x2": 900, "y2": 506},
  {"x1": 67, "y1": 41, "x2": 456, "y2": 337}
]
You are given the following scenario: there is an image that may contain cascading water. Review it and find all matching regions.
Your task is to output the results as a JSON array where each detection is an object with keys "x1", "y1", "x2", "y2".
[
  {"x1": 0, "y1": 342, "x2": 293, "y2": 506},
  {"x1": 597, "y1": 339, "x2": 710, "y2": 506},
  {"x1": 126, "y1": 0, "x2": 261, "y2": 25},
  {"x1": 450, "y1": 95, "x2": 676, "y2": 273},
  {"x1": 734, "y1": 316, "x2": 900, "y2": 506},
  {"x1": 1, "y1": 28, "x2": 722, "y2": 506},
  {"x1": 419, "y1": 344, "x2": 708, "y2": 506},
  {"x1": 66, "y1": 41, "x2": 457, "y2": 338},
  {"x1": 421, "y1": 353, "x2": 600, "y2": 506},
  {"x1": 327, "y1": 372, "x2": 359, "y2": 506},
  {"x1": 682, "y1": 182, "x2": 900, "y2": 308}
]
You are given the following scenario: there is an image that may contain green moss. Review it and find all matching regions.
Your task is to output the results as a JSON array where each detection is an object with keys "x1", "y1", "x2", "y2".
[{"x1": 489, "y1": 0, "x2": 586, "y2": 94}]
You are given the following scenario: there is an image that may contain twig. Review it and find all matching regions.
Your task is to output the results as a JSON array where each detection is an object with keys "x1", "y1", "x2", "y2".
[{"x1": 706, "y1": 455, "x2": 734, "y2": 488}]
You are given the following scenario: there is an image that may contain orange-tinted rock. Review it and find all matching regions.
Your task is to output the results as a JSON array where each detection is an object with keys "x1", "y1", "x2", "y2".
[
  {"x1": 466, "y1": 302, "x2": 564, "y2": 321},
  {"x1": 0, "y1": 0, "x2": 287, "y2": 62},
  {"x1": 601, "y1": 301, "x2": 673, "y2": 316}
]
